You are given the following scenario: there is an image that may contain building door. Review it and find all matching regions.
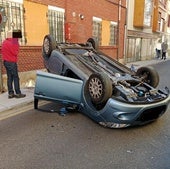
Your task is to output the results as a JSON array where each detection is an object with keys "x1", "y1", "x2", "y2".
[{"x1": 125, "y1": 38, "x2": 142, "y2": 63}]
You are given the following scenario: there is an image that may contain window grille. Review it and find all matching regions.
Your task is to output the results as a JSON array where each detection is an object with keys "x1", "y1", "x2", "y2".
[
  {"x1": 47, "y1": 9, "x2": 65, "y2": 43},
  {"x1": 160, "y1": 18, "x2": 165, "y2": 32},
  {"x1": 110, "y1": 22, "x2": 118, "y2": 45},
  {"x1": 0, "y1": 0, "x2": 25, "y2": 44},
  {"x1": 158, "y1": 12, "x2": 165, "y2": 32},
  {"x1": 92, "y1": 19, "x2": 102, "y2": 46},
  {"x1": 143, "y1": 0, "x2": 152, "y2": 27}
]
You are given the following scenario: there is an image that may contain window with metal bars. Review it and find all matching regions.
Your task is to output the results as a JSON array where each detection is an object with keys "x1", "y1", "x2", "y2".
[
  {"x1": 110, "y1": 22, "x2": 118, "y2": 45},
  {"x1": 47, "y1": 8, "x2": 65, "y2": 43},
  {"x1": 0, "y1": 0, "x2": 25, "y2": 44},
  {"x1": 92, "y1": 19, "x2": 102, "y2": 46},
  {"x1": 158, "y1": 12, "x2": 165, "y2": 32}
]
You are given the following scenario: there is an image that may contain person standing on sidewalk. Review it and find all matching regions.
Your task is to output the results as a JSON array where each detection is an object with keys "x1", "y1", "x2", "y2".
[
  {"x1": 1, "y1": 31, "x2": 26, "y2": 99},
  {"x1": 161, "y1": 40, "x2": 168, "y2": 60}
]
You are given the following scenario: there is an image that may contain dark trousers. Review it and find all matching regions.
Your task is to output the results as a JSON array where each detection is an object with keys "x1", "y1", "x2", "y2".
[
  {"x1": 162, "y1": 52, "x2": 166, "y2": 59},
  {"x1": 3, "y1": 61, "x2": 21, "y2": 95}
]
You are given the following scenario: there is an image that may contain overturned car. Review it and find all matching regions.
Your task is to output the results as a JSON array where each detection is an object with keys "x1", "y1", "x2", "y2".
[{"x1": 34, "y1": 35, "x2": 170, "y2": 128}]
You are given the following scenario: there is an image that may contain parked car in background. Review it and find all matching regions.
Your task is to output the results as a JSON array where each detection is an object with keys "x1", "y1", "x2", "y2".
[{"x1": 34, "y1": 35, "x2": 170, "y2": 128}]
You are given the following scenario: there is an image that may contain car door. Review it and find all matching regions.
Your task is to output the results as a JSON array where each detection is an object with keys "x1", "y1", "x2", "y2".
[{"x1": 34, "y1": 71, "x2": 83, "y2": 105}]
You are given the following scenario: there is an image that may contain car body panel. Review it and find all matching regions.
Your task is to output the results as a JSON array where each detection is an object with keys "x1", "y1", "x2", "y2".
[
  {"x1": 44, "y1": 50, "x2": 90, "y2": 80},
  {"x1": 34, "y1": 71, "x2": 83, "y2": 105}
]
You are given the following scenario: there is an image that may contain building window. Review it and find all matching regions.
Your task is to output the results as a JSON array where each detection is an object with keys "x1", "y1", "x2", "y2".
[
  {"x1": 158, "y1": 12, "x2": 161, "y2": 31},
  {"x1": 159, "y1": 0, "x2": 167, "y2": 8},
  {"x1": 160, "y1": 18, "x2": 165, "y2": 32},
  {"x1": 92, "y1": 17, "x2": 102, "y2": 46},
  {"x1": 0, "y1": 0, "x2": 25, "y2": 44},
  {"x1": 110, "y1": 21, "x2": 118, "y2": 45},
  {"x1": 158, "y1": 12, "x2": 165, "y2": 32},
  {"x1": 47, "y1": 6, "x2": 65, "y2": 43},
  {"x1": 143, "y1": 0, "x2": 152, "y2": 27}
]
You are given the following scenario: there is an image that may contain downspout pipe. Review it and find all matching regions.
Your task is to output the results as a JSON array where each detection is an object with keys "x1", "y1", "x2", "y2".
[{"x1": 117, "y1": 0, "x2": 121, "y2": 61}]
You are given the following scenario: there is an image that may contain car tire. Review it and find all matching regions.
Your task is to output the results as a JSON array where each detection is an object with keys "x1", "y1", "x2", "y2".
[
  {"x1": 136, "y1": 66, "x2": 159, "y2": 88},
  {"x1": 42, "y1": 34, "x2": 56, "y2": 58},
  {"x1": 86, "y1": 73, "x2": 112, "y2": 105},
  {"x1": 87, "y1": 37, "x2": 98, "y2": 50}
]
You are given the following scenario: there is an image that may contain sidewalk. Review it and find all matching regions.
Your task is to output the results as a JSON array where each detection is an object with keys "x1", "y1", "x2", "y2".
[
  {"x1": 0, "y1": 87, "x2": 34, "y2": 113},
  {"x1": 126, "y1": 57, "x2": 170, "y2": 69},
  {"x1": 0, "y1": 57, "x2": 169, "y2": 114}
]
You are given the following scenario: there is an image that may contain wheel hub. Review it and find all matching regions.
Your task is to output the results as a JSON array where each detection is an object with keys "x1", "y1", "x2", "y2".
[{"x1": 89, "y1": 77, "x2": 103, "y2": 99}]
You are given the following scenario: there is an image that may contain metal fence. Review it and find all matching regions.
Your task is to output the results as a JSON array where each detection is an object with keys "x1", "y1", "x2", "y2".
[{"x1": 0, "y1": 0, "x2": 25, "y2": 44}]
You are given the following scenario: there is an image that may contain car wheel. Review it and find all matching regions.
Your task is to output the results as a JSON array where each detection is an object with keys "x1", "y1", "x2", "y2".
[
  {"x1": 136, "y1": 66, "x2": 159, "y2": 88},
  {"x1": 86, "y1": 73, "x2": 112, "y2": 105},
  {"x1": 87, "y1": 37, "x2": 98, "y2": 50},
  {"x1": 42, "y1": 34, "x2": 56, "y2": 58}
]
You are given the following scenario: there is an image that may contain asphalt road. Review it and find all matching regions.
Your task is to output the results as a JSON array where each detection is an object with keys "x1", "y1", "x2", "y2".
[{"x1": 0, "y1": 60, "x2": 170, "y2": 169}]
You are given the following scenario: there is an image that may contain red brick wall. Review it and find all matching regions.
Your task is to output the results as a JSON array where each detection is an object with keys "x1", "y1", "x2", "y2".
[
  {"x1": 0, "y1": 0, "x2": 127, "y2": 75},
  {"x1": 99, "y1": 46, "x2": 118, "y2": 58},
  {"x1": 18, "y1": 46, "x2": 44, "y2": 72},
  {"x1": 28, "y1": 0, "x2": 127, "y2": 59},
  {"x1": 65, "y1": 0, "x2": 120, "y2": 43}
]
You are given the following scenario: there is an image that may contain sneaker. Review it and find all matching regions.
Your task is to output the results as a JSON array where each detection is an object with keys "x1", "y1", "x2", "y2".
[
  {"x1": 15, "y1": 93, "x2": 26, "y2": 98},
  {"x1": 8, "y1": 94, "x2": 15, "y2": 99}
]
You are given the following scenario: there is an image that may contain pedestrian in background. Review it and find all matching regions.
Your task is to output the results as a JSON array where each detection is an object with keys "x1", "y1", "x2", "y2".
[
  {"x1": 1, "y1": 31, "x2": 26, "y2": 99},
  {"x1": 161, "y1": 40, "x2": 168, "y2": 60},
  {"x1": 156, "y1": 39, "x2": 162, "y2": 59}
]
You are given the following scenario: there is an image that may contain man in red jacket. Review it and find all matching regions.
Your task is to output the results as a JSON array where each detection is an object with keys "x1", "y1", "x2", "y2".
[{"x1": 1, "y1": 31, "x2": 26, "y2": 99}]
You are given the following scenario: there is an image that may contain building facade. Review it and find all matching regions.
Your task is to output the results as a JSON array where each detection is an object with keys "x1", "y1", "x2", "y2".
[
  {"x1": 0, "y1": 0, "x2": 127, "y2": 92},
  {"x1": 126, "y1": 0, "x2": 170, "y2": 63}
]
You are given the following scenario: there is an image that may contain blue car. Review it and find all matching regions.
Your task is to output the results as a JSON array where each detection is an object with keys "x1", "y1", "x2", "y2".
[{"x1": 34, "y1": 35, "x2": 170, "y2": 128}]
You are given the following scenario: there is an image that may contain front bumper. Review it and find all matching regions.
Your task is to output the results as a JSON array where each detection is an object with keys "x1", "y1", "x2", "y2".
[{"x1": 90, "y1": 95, "x2": 170, "y2": 128}]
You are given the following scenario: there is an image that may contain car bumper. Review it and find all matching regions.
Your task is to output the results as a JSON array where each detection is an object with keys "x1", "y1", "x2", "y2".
[{"x1": 90, "y1": 95, "x2": 170, "y2": 128}]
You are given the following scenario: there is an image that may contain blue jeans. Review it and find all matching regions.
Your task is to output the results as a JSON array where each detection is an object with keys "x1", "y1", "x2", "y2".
[{"x1": 4, "y1": 61, "x2": 21, "y2": 95}]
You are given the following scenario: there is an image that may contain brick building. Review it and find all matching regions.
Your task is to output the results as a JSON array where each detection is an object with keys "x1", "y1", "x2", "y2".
[{"x1": 0, "y1": 0, "x2": 127, "y2": 91}]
